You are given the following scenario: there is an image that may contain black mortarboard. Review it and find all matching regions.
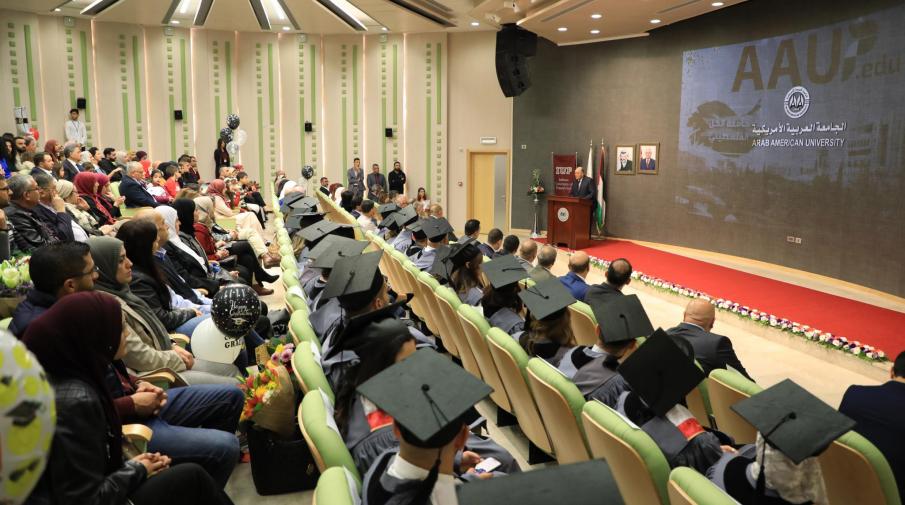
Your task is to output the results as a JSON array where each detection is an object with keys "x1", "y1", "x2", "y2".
[
  {"x1": 731, "y1": 379, "x2": 855, "y2": 464},
  {"x1": 448, "y1": 241, "x2": 480, "y2": 268},
  {"x1": 321, "y1": 250, "x2": 383, "y2": 300},
  {"x1": 410, "y1": 220, "x2": 427, "y2": 240},
  {"x1": 394, "y1": 206, "x2": 419, "y2": 228},
  {"x1": 519, "y1": 278, "x2": 576, "y2": 320},
  {"x1": 483, "y1": 254, "x2": 529, "y2": 288},
  {"x1": 285, "y1": 210, "x2": 324, "y2": 233},
  {"x1": 298, "y1": 220, "x2": 355, "y2": 244},
  {"x1": 617, "y1": 329, "x2": 704, "y2": 416},
  {"x1": 311, "y1": 239, "x2": 368, "y2": 270},
  {"x1": 420, "y1": 218, "x2": 449, "y2": 242},
  {"x1": 457, "y1": 460, "x2": 625, "y2": 505},
  {"x1": 429, "y1": 245, "x2": 454, "y2": 281},
  {"x1": 323, "y1": 296, "x2": 413, "y2": 360},
  {"x1": 357, "y1": 348, "x2": 492, "y2": 447},
  {"x1": 282, "y1": 192, "x2": 307, "y2": 206},
  {"x1": 306, "y1": 235, "x2": 358, "y2": 262},
  {"x1": 591, "y1": 294, "x2": 654, "y2": 345},
  {"x1": 377, "y1": 202, "x2": 399, "y2": 217},
  {"x1": 379, "y1": 213, "x2": 399, "y2": 230}
]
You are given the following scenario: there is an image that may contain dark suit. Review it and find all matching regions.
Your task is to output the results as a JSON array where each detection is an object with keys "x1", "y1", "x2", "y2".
[
  {"x1": 61, "y1": 159, "x2": 81, "y2": 181},
  {"x1": 30, "y1": 167, "x2": 56, "y2": 179},
  {"x1": 665, "y1": 322, "x2": 752, "y2": 380},
  {"x1": 33, "y1": 204, "x2": 75, "y2": 242},
  {"x1": 98, "y1": 159, "x2": 116, "y2": 175},
  {"x1": 585, "y1": 282, "x2": 624, "y2": 308},
  {"x1": 639, "y1": 157, "x2": 656, "y2": 171},
  {"x1": 119, "y1": 174, "x2": 159, "y2": 208},
  {"x1": 477, "y1": 241, "x2": 495, "y2": 259},
  {"x1": 616, "y1": 159, "x2": 633, "y2": 172},
  {"x1": 569, "y1": 176, "x2": 596, "y2": 200},
  {"x1": 839, "y1": 381, "x2": 905, "y2": 500}
]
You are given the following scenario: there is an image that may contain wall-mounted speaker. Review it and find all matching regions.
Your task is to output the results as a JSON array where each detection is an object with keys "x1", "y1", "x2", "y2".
[
  {"x1": 495, "y1": 24, "x2": 537, "y2": 98},
  {"x1": 76, "y1": 97, "x2": 87, "y2": 109},
  {"x1": 385, "y1": 128, "x2": 394, "y2": 138},
  {"x1": 174, "y1": 110, "x2": 183, "y2": 120},
  {"x1": 304, "y1": 122, "x2": 313, "y2": 132}
]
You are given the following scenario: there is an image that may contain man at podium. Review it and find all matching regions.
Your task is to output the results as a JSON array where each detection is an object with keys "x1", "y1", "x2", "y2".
[{"x1": 570, "y1": 166, "x2": 596, "y2": 201}]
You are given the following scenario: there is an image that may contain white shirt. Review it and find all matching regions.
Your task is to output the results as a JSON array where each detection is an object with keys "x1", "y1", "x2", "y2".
[
  {"x1": 357, "y1": 213, "x2": 377, "y2": 233},
  {"x1": 386, "y1": 455, "x2": 458, "y2": 505},
  {"x1": 65, "y1": 120, "x2": 87, "y2": 145}
]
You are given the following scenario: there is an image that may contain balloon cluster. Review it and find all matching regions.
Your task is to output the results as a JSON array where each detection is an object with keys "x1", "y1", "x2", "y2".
[{"x1": 219, "y1": 114, "x2": 247, "y2": 157}]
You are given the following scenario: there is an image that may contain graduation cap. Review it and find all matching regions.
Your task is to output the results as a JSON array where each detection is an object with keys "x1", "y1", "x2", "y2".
[
  {"x1": 323, "y1": 295, "x2": 413, "y2": 361},
  {"x1": 409, "y1": 220, "x2": 427, "y2": 240},
  {"x1": 298, "y1": 220, "x2": 355, "y2": 245},
  {"x1": 321, "y1": 250, "x2": 384, "y2": 301},
  {"x1": 448, "y1": 241, "x2": 480, "y2": 268},
  {"x1": 731, "y1": 379, "x2": 855, "y2": 464},
  {"x1": 519, "y1": 278, "x2": 576, "y2": 320},
  {"x1": 457, "y1": 460, "x2": 625, "y2": 505},
  {"x1": 590, "y1": 294, "x2": 654, "y2": 345},
  {"x1": 394, "y1": 206, "x2": 419, "y2": 229},
  {"x1": 311, "y1": 239, "x2": 369, "y2": 270},
  {"x1": 280, "y1": 194, "x2": 319, "y2": 214},
  {"x1": 483, "y1": 254, "x2": 529, "y2": 289},
  {"x1": 377, "y1": 202, "x2": 399, "y2": 218},
  {"x1": 6, "y1": 400, "x2": 42, "y2": 427},
  {"x1": 421, "y1": 217, "x2": 453, "y2": 242},
  {"x1": 429, "y1": 245, "x2": 454, "y2": 281},
  {"x1": 357, "y1": 348, "x2": 492, "y2": 447},
  {"x1": 285, "y1": 209, "x2": 324, "y2": 233},
  {"x1": 617, "y1": 329, "x2": 704, "y2": 417},
  {"x1": 306, "y1": 235, "x2": 359, "y2": 262}
]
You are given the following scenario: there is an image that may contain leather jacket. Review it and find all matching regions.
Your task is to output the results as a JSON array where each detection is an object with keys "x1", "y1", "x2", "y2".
[
  {"x1": 6, "y1": 202, "x2": 58, "y2": 254},
  {"x1": 26, "y1": 378, "x2": 146, "y2": 505}
]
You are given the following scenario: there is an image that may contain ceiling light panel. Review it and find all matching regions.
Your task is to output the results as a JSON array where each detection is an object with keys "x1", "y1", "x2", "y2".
[{"x1": 315, "y1": 0, "x2": 382, "y2": 31}]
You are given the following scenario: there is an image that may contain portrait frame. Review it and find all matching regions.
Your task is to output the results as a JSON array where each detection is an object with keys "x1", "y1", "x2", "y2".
[
  {"x1": 614, "y1": 144, "x2": 635, "y2": 175},
  {"x1": 636, "y1": 143, "x2": 659, "y2": 175}
]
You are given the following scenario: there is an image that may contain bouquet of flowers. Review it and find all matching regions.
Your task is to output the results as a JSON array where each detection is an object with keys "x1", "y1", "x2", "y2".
[
  {"x1": 527, "y1": 169, "x2": 545, "y2": 196},
  {"x1": 239, "y1": 361, "x2": 296, "y2": 437},
  {"x1": 0, "y1": 256, "x2": 31, "y2": 317},
  {"x1": 269, "y1": 337, "x2": 295, "y2": 375}
]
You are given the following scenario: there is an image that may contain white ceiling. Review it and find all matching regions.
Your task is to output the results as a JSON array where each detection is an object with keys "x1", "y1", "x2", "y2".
[{"x1": 0, "y1": 0, "x2": 745, "y2": 44}]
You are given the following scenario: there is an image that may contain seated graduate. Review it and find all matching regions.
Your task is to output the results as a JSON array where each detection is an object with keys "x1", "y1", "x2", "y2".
[
  {"x1": 413, "y1": 217, "x2": 453, "y2": 271},
  {"x1": 405, "y1": 220, "x2": 429, "y2": 259},
  {"x1": 563, "y1": 294, "x2": 649, "y2": 389},
  {"x1": 295, "y1": 219, "x2": 354, "y2": 271},
  {"x1": 480, "y1": 255, "x2": 528, "y2": 336},
  {"x1": 517, "y1": 278, "x2": 577, "y2": 367},
  {"x1": 709, "y1": 380, "x2": 853, "y2": 505},
  {"x1": 457, "y1": 460, "x2": 624, "y2": 505},
  {"x1": 359, "y1": 348, "x2": 494, "y2": 505},
  {"x1": 22, "y1": 292, "x2": 235, "y2": 505},
  {"x1": 609, "y1": 330, "x2": 732, "y2": 474},
  {"x1": 446, "y1": 241, "x2": 485, "y2": 306},
  {"x1": 584, "y1": 257, "x2": 631, "y2": 307},
  {"x1": 667, "y1": 298, "x2": 753, "y2": 381},
  {"x1": 389, "y1": 206, "x2": 419, "y2": 252},
  {"x1": 376, "y1": 202, "x2": 400, "y2": 239},
  {"x1": 305, "y1": 236, "x2": 368, "y2": 314}
]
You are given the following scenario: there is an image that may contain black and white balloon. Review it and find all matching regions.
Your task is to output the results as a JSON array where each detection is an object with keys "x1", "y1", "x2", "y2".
[
  {"x1": 227, "y1": 113, "x2": 240, "y2": 130},
  {"x1": 301, "y1": 165, "x2": 315, "y2": 180},
  {"x1": 219, "y1": 127, "x2": 233, "y2": 142},
  {"x1": 211, "y1": 284, "x2": 261, "y2": 337}
]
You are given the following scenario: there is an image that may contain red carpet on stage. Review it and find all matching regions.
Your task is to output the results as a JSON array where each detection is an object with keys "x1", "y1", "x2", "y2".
[{"x1": 577, "y1": 240, "x2": 905, "y2": 358}]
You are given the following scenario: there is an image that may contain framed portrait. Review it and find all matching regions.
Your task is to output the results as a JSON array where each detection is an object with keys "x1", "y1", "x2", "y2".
[
  {"x1": 637, "y1": 143, "x2": 659, "y2": 174},
  {"x1": 614, "y1": 145, "x2": 635, "y2": 175}
]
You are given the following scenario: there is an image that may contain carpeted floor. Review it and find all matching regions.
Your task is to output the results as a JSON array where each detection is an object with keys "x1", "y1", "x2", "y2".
[{"x1": 575, "y1": 240, "x2": 905, "y2": 357}]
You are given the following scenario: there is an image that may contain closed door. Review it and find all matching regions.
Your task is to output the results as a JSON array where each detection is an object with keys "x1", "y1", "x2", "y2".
[{"x1": 468, "y1": 151, "x2": 509, "y2": 232}]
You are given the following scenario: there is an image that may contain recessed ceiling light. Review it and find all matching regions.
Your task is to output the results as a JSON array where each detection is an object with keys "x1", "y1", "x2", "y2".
[
  {"x1": 590, "y1": 13, "x2": 601, "y2": 19},
  {"x1": 711, "y1": 1, "x2": 724, "y2": 5},
  {"x1": 590, "y1": 29, "x2": 600, "y2": 34},
  {"x1": 557, "y1": 27, "x2": 567, "y2": 32},
  {"x1": 381, "y1": 26, "x2": 388, "y2": 31},
  {"x1": 171, "y1": 20, "x2": 180, "y2": 24},
  {"x1": 650, "y1": 18, "x2": 661, "y2": 24},
  {"x1": 282, "y1": 26, "x2": 290, "y2": 31},
  {"x1": 470, "y1": 21, "x2": 480, "y2": 26},
  {"x1": 54, "y1": 7, "x2": 62, "y2": 11}
]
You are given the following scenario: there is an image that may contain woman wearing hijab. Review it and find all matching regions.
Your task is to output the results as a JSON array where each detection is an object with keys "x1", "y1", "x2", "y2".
[
  {"x1": 55, "y1": 179, "x2": 107, "y2": 239},
  {"x1": 75, "y1": 172, "x2": 116, "y2": 225},
  {"x1": 88, "y1": 235, "x2": 238, "y2": 384},
  {"x1": 206, "y1": 178, "x2": 265, "y2": 237},
  {"x1": 22, "y1": 292, "x2": 234, "y2": 505},
  {"x1": 96, "y1": 172, "x2": 124, "y2": 218},
  {"x1": 43, "y1": 139, "x2": 61, "y2": 163},
  {"x1": 195, "y1": 195, "x2": 277, "y2": 269}
]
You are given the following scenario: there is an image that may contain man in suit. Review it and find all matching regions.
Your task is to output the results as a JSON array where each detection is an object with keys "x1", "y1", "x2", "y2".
[
  {"x1": 639, "y1": 148, "x2": 656, "y2": 171},
  {"x1": 839, "y1": 351, "x2": 905, "y2": 500},
  {"x1": 666, "y1": 298, "x2": 752, "y2": 380},
  {"x1": 483, "y1": 227, "x2": 503, "y2": 258},
  {"x1": 32, "y1": 173, "x2": 75, "y2": 242},
  {"x1": 318, "y1": 177, "x2": 330, "y2": 196},
  {"x1": 61, "y1": 144, "x2": 82, "y2": 181},
  {"x1": 119, "y1": 162, "x2": 159, "y2": 208},
  {"x1": 559, "y1": 251, "x2": 590, "y2": 301},
  {"x1": 529, "y1": 245, "x2": 557, "y2": 282},
  {"x1": 616, "y1": 150, "x2": 633, "y2": 172},
  {"x1": 97, "y1": 148, "x2": 117, "y2": 175},
  {"x1": 5, "y1": 175, "x2": 61, "y2": 254},
  {"x1": 569, "y1": 166, "x2": 596, "y2": 200},
  {"x1": 347, "y1": 157, "x2": 364, "y2": 199},
  {"x1": 30, "y1": 152, "x2": 56, "y2": 179},
  {"x1": 366, "y1": 163, "x2": 387, "y2": 201},
  {"x1": 585, "y1": 258, "x2": 632, "y2": 307},
  {"x1": 516, "y1": 239, "x2": 537, "y2": 272}
]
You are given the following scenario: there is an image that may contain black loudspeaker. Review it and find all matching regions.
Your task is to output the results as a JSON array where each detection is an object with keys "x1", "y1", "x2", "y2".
[
  {"x1": 385, "y1": 128, "x2": 393, "y2": 138},
  {"x1": 495, "y1": 24, "x2": 537, "y2": 97},
  {"x1": 76, "y1": 97, "x2": 87, "y2": 109},
  {"x1": 304, "y1": 121, "x2": 313, "y2": 132},
  {"x1": 174, "y1": 110, "x2": 183, "y2": 120}
]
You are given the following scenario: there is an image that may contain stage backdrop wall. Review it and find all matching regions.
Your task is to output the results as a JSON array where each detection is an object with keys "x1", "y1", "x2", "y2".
[{"x1": 512, "y1": 0, "x2": 905, "y2": 297}]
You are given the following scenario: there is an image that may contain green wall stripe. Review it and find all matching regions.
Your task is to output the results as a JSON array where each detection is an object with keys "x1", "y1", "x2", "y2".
[
  {"x1": 80, "y1": 31, "x2": 91, "y2": 123},
  {"x1": 257, "y1": 96, "x2": 264, "y2": 182},
  {"x1": 122, "y1": 92, "x2": 131, "y2": 148},
  {"x1": 132, "y1": 36, "x2": 142, "y2": 123},
  {"x1": 426, "y1": 96, "x2": 431, "y2": 194},
  {"x1": 214, "y1": 96, "x2": 221, "y2": 138},
  {"x1": 179, "y1": 38, "x2": 188, "y2": 120},
  {"x1": 225, "y1": 41, "x2": 233, "y2": 113},
  {"x1": 381, "y1": 96, "x2": 387, "y2": 171},
  {"x1": 168, "y1": 94, "x2": 176, "y2": 158},
  {"x1": 436, "y1": 43, "x2": 441, "y2": 125},
  {"x1": 23, "y1": 25, "x2": 37, "y2": 126},
  {"x1": 352, "y1": 45, "x2": 358, "y2": 125},
  {"x1": 393, "y1": 44, "x2": 398, "y2": 125},
  {"x1": 310, "y1": 44, "x2": 316, "y2": 125},
  {"x1": 267, "y1": 43, "x2": 274, "y2": 125},
  {"x1": 342, "y1": 97, "x2": 348, "y2": 184},
  {"x1": 12, "y1": 88, "x2": 21, "y2": 108},
  {"x1": 299, "y1": 93, "x2": 305, "y2": 164}
]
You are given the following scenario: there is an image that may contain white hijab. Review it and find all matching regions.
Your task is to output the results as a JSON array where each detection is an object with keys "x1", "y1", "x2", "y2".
[
  {"x1": 750, "y1": 433, "x2": 828, "y2": 504},
  {"x1": 154, "y1": 206, "x2": 206, "y2": 268}
]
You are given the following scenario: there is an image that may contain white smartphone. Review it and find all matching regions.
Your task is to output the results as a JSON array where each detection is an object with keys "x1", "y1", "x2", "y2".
[{"x1": 474, "y1": 457, "x2": 501, "y2": 474}]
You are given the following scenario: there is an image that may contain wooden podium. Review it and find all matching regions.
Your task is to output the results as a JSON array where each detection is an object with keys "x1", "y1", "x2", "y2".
[{"x1": 546, "y1": 196, "x2": 593, "y2": 250}]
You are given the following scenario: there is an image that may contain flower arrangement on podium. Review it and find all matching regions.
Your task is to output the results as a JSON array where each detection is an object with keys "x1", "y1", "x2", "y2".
[
  {"x1": 587, "y1": 255, "x2": 888, "y2": 363},
  {"x1": 527, "y1": 169, "x2": 545, "y2": 196}
]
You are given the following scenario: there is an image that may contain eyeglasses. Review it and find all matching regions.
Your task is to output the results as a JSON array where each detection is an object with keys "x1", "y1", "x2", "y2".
[
  {"x1": 0, "y1": 186, "x2": 9, "y2": 192},
  {"x1": 72, "y1": 265, "x2": 100, "y2": 278}
]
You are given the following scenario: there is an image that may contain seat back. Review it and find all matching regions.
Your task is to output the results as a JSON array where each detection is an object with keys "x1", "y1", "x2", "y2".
[
  {"x1": 285, "y1": 284, "x2": 309, "y2": 314},
  {"x1": 667, "y1": 467, "x2": 737, "y2": 505},
  {"x1": 292, "y1": 342, "x2": 334, "y2": 403},
  {"x1": 416, "y1": 271, "x2": 444, "y2": 336},
  {"x1": 299, "y1": 390, "x2": 361, "y2": 483},
  {"x1": 819, "y1": 430, "x2": 902, "y2": 505},
  {"x1": 289, "y1": 310, "x2": 320, "y2": 351},
  {"x1": 433, "y1": 286, "x2": 464, "y2": 358},
  {"x1": 706, "y1": 369, "x2": 762, "y2": 444},
  {"x1": 403, "y1": 263, "x2": 427, "y2": 321},
  {"x1": 525, "y1": 358, "x2": 590, "y2": 464},
  {"x1": 486, "y1": 330, "x2": 553, "y2": 455},
  {"x1": 471, "y1": 327, "x2": 514, "y2": 413},
  {"x1": 313, "y1": 467, "x2": 360, "y2": 505},
  {"x1": 582, "y1": 401, "x2": 671, "y2": 505},
  {"x1": 455, "y1": 304, "x2": 489, "y2": 381},
  {"x1": 568, "y1": 302, "x2": 599, "y2": 346}
]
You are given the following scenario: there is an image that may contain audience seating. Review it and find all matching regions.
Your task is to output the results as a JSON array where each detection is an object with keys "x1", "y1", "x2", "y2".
[
  {"x1": 291, "y1": 342, "x2": 334, "y2": 403},
  {"x1": 122, "y1": 424, "x2": 154, "y2": 454},
  {"x1": 461, "y1": 319, "x2": 513, "y2": 415},
  {"x1": 455, "y1": 304, "x2": 490, "y2": 381},
  {"x1": 819, "y1": 430, "x2": 902, "y2": 505},
  {"x1": 667, "y1": 467, "x2": 737, "y2": 505},
  {"x1": 285, "y1": 284, "x2": 308, "y2": 314},
  {"x1": 525, "y1": 358, "x2": 591, "y2": 464},
  {"x1": 568, "y1": 301, "x2": 599, "y2": 347},
  {"x1": 432, "y1": 286, "x2": 466, "y2": 359},
  {"x1": 415, "y1": 272, "x2": 445, "y2": 336},
  {"x1": 288, "y1": 310, "x2": 320, "y2": 351},
  {"x1": 312, "y1": 467, "x2": 360, "y2": 505},
  {"x1": 706, "y1": 369, "x2": 763, "y2": 444},
  {"x1": 582, "y1": 400, "x2": 671, "y2": 505},
  {"x1": 298, "y1": 390, "x2": 361, "y2": 484}
]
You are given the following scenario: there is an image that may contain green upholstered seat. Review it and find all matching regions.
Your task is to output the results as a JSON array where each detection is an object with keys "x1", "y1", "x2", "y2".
[
  {"x1": 568, "y1": 301, "x2": 598, "y2": 347},
  {"x1": 455, "y1": 303, "x2": 490, "y2": 381},
  {"x1": 299, "y1": 390, "x2": 361, "y2": 484},
  {"x1": 525, "y1": 357, "x2": 590, "y2": 463},
  {"x1": 707, "y1": 368, "x2": 763, "y2": 443},
  {"x1": 289, "y1": 310, "x2": 320, "y2": 351},
  {"x1": 668, "y1": 467, "x2": 737, "y2": 505},
  {"x1": 0, "y1": 317, "x2": 10, "y2": 329},
  {"x1": 292, "y1": 341, "x2": 333, "y2": 403},
  {"x1": 218, "y1": 217, "x2": 237, "y2": 231},
  {"x1": 820, "y1": 430, "x2": 902, "y2": 505},
  {"x1": 434, "y1": 286, "x2": 466, "y2": 359},
  {"x1": 280, "y1": 256, "x2": 297, "y2": 272},
  {"x1": 313, "y1": 467, "x2": 360, "y2": 505},
  {"x1": 582, "y1": 400, "x2": 672, "y2": 505},
  {"x1": 109, "y1": 181, "x2": 121, "y2": 198},
  {"x1": 279, "y1": 244, "x2": 295, "y2": 258},
  {"x1": 285, "y1": 284, "x2": 308, "y2": 314},
  {"x1": 283, "y1": 273, "x2": 302, "y2": 291}
]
